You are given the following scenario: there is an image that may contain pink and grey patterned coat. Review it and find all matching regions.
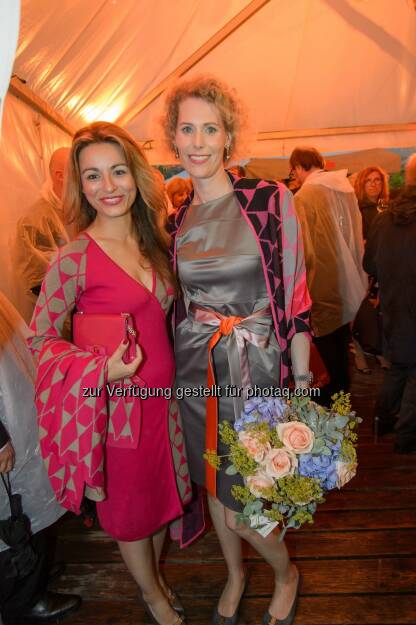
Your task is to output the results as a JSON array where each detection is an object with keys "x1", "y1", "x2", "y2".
[{"x1": 169, "y1": 173, "x2": 312, "y2": 386}]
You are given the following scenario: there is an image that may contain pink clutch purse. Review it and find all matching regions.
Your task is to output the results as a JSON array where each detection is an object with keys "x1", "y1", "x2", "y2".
[{"x1": 73, "y1": 312, "x2": 137, "y2": 363}]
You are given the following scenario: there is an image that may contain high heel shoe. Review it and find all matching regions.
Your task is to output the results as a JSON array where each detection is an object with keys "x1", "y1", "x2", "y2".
[
  {"x1": 139, "y1": 595, "x2": 185, "y2": 625},
  {"x1": 212, "y1": 571, "x2": 248, "y2": 625},
  {"x1": 262, "y1": 571, "x2": 301, "y2": 625},
  {"x1": 165, "y1": 587, "x2": 185, "y2": 615}
]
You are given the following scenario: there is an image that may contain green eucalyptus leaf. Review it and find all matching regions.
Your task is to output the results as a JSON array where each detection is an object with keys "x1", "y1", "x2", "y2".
[
  {"x1": 252, "y1": 499, "x2": 263, "y2": 512},
  {"x1": 225, "y1": 464, "x2": 238, "y2": 476},
  {"x1": 312, "y1": 438, "x2": 325, "y2": 453},
  {"x1": 334, "y1": 415, "x2": 349, "y2": 428}
]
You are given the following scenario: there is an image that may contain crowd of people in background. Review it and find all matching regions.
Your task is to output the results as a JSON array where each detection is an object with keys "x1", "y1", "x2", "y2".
[{"x1": 1, "y1": 73, "x2": 415, "y2": 625}]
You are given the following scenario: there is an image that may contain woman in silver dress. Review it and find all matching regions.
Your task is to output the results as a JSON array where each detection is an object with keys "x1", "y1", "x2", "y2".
[{"x1": 163, "y1": 76, "x2": 311, "y2": 625}]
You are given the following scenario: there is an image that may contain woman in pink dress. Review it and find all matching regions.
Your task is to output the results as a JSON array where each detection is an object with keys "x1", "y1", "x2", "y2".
[{"x1": 29, "y1": 122, "x2": 190, "y2": 625}]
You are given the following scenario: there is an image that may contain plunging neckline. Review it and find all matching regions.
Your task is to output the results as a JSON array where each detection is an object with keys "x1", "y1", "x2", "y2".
[{"x1": 84, "y1": 232, "x2": 156, "y2": 295}]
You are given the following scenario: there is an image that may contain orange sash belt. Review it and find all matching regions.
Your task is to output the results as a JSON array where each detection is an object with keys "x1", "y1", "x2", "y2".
[{"x1": 189, "y1": 303, "x2": 273, "y2": 497}]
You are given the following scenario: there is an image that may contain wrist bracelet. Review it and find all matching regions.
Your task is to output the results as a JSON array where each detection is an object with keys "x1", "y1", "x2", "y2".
[{"x1": 293, "y1": 372, "x2": 313, "y2": 383}]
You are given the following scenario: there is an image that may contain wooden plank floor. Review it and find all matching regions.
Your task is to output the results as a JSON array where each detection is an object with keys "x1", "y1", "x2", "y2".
[{"x1": 52, "y1": 361, "x2": 416, "y2": 625}]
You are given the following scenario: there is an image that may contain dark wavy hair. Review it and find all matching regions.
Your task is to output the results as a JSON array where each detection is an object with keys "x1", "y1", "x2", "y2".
[{"x1": 64, "y1": 121, "x2": 176, "y2": 291}]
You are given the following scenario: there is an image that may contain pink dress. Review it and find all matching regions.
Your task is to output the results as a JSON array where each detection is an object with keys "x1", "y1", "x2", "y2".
[{"x1": 29, "y1": 234, "x2": 184, "y2": 541}]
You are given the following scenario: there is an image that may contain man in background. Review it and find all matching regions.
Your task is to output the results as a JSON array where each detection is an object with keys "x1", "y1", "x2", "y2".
[
  {"x1": 15, "y1": 147, "x2": 71, "y2": 313},
  {"x1": 290, "y1": 146, "x2": 367, "y2": 405}
]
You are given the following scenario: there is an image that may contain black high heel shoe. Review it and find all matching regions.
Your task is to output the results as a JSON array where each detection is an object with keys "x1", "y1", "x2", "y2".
[
  {"x1": 262, "y1": 571, "x2": 301, "y2": 625},
  {"x1": 212, "y1": 571, "x2": 248, "y2": 625}
]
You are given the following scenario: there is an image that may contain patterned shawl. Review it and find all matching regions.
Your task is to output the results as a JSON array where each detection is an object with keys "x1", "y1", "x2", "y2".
[
  {"x1": 28, "y1": 237, "x2": 191, "y2": 514},
  {"x1": 169, "y1": 173, "x2": 311, "y2": 385}
]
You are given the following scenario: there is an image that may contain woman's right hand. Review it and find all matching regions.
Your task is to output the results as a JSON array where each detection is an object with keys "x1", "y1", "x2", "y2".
[{"x1": 107, "y1": 342, "x2": 143, "y2": 383}]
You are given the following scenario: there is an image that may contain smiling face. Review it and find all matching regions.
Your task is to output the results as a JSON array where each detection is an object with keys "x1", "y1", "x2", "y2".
[
  {"x1": 78, "y1": 142, "x2": 137, "y2": 220},
  {"x1": 364, "y1": 171, "x2": 383, "y2": 202},
  {"x1": 174, "y1": 97, "x2": 230, "y2": 181}
]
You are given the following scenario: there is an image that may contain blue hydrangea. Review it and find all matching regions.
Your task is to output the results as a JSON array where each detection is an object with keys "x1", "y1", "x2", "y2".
[
  {"x1": 234, "y1": 397, "x2": 287, "y2": 432},
  {"x1": 298, "y1": 442, "x2": 341, "y2": 490}
]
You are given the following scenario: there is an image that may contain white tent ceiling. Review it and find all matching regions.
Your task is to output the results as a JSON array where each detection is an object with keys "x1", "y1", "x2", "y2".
[
  {"x1": 1, "y1": 0, "x2": 415, "y2": 317},
  {"x1": 12, "y1": 0, "x2": 416, "y2": 161}
]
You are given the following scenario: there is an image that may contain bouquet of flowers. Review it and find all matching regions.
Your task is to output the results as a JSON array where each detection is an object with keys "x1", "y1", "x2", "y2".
[{"x1": 206, "y1": 392, "x2": 361, "y2": 539}]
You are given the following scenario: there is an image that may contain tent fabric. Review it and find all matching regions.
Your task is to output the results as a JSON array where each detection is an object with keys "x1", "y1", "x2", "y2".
[
  {"x1": 13, "y1": 0, "x2": 416, "y2": 161},
  {"x1": 1, "y1": 0, "x2": 416, "y2": 314},
  {"x1": 0, "y1": 93, "x2": 70, "y2": 320}
]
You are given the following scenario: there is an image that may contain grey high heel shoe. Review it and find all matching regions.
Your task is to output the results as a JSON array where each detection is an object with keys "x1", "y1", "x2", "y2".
[
  {"x1": 212, "y1": 571, "x2": 248, "y2": 625},
  {"x1": 262, "y1": 571, "x2": 301, "y2": 625}
]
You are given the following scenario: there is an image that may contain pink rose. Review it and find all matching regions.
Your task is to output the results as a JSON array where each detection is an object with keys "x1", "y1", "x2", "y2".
[
  {"x1": 238, "y1": 431, "x2": 271, "y2": 463},
  {"x1": 277, "y1": 421, "x2": 314, "y2": 454},
  {"x1": 264, "y1": 448, "x2": 298, "y2": 479},
  {"x1": 246, "y1": 471, "x2": 274, "y2": 497},
  {"x1": 246, "y1": 471, "x2": 275, "y2": 498}
]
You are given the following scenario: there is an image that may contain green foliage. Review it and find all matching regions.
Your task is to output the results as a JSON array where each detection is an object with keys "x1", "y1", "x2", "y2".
[
  {"x1": 229, "y1": 443, "x2": 257, "y2": 478},
  {"x1": 288, "y1": 508, "x2": 314, "y2": 527},
  {"x1": 203, "y1": 449, "x2": 221, "y2": 470},
  {"x1": 330, "y1": 391, "x2": 352, "y2": 416},
  {"x1": 264, "y1": 508, "x2": 284, "y2": 523},
  {"x1": 231, "y1": 485, "x2": 255, "y2": 505},
  {"x1": 340, "y1": 439, "x2": 357, "y2": 464},
  {"x1": 389, "y1": 171, "x2": 404, "y2": 190},
  {"x1": 219, "y1": 421, "x2": 238, "y2": 445},
  {"x1": 278, "y1": 475, "x2": 324, "y2": 506}
]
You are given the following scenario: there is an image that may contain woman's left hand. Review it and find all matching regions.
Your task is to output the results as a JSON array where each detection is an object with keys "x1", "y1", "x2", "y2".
[{"x1": 0, "y1": 441, "x2": 15, "y2": 474}]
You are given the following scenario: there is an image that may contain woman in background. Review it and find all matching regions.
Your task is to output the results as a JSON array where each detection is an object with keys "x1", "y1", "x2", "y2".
[
  {"x1": 354, "y1": 166, "x2": 389, "y2": 241},
  {"x1": 352, "y1": 166, "x2": 390, "y2": 373},
  {"x1": 166, "y1": 177, "x2": 191, "y2": 213}
]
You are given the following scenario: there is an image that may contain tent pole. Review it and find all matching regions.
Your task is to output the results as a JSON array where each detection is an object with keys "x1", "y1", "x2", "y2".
[
  {"x1": 8, "y1": 77, "x2": 74, "y2": 137},
  {"x1": 258, "y1": 123, "x2": 416, "y2": 141}
]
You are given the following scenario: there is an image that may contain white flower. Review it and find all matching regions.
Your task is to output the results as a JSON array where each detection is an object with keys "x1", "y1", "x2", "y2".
[{"x1": 336, "y1": 460, "x2": 357, "y2": 488}]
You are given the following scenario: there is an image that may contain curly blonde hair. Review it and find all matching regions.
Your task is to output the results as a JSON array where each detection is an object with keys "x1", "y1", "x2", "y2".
[
  {"x1": 162, "y1": 75, "x2": 244, "y2": 160},
  {"x1": 64, "y1": 121, "x2": 175, "y2": 290},
  {"x1": 354, "y1": 166, "x2": 389, "y2": 204}
]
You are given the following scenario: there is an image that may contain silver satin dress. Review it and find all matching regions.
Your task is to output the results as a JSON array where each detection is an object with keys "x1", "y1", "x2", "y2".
[{"x1": 176, "y1": 192, "x2": 281, "y2": 510}]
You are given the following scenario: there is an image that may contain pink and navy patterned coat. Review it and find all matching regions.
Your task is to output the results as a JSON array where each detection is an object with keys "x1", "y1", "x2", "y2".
[{"x1": 169, "y1": 173, "x2": 311, "y2": 386}]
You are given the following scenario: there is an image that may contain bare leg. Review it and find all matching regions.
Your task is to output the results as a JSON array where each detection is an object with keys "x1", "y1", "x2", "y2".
[
  {"x1": 352, "y1": 338, "x2": 370, "y2": 372},
  {"x1": 117, "y1": 537, "x2": 179, "y2": 625},
  {"x1": 152, "y1": 526, "x2": 171, "y2": 595},
  {"x1": 224, "y1": 507, "x2": 298, "y2": 619},
  {"x1": 207, "y1": 495, "x2": 246, "y2": 617}
]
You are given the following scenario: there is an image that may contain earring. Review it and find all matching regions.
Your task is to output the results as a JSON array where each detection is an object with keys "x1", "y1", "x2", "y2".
[
  {"x1": 225, "y1": 144, "x2": 231, "y2": 161},
  {"x1": 173, "y1": 145, "x2": 179, "y2": 159}
]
